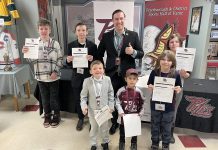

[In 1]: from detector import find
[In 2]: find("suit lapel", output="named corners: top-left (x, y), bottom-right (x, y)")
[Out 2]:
top-left (109, 30), bottom-right (118, 55)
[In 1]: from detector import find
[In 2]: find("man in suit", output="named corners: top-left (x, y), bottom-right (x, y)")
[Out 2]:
top-left (98, 9), bottom-right (144, 135)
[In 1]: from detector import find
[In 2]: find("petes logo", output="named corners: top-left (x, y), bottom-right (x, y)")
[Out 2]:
top-left (185, 95), bottom-right (215, 118)
top-left (96, 19), bottom-right (114, 41)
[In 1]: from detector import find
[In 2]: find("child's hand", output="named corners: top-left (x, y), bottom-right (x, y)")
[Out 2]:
top-left (66, 56), bottom-right (74, 63)
top-left (109, 109), bottom-right (114, 113)
top-left (50, 72), bottom-right (57, 80)
top-left (22, 46), bottom-right (29, 53)
top-left (119, 113), bottom-right (125, 117)
top-left (82, 108), bottom-right (88, 115)
top-left (174, 86), bottom-right (181, 94)
top-left (86, 55), bottom-right (93, 62)
top-left (148, 84), bottom-right (154, 90)
top-left (179, 69), bottom-right (190, 79)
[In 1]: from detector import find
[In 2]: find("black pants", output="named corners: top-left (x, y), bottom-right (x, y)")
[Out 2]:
top-left (119, 124), bottom-right (137, 143)
top-left (38, 80), bottom-right (59, 114)
top-left (72, 87), bottom-right (84, 120)
top-left (111, 73), bottom-right (126, 124)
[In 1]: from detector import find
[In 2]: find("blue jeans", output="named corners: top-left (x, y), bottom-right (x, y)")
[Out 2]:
top-left (151, 110), bottom-right (174, 145)
top-left (38, 80), bottom-right (59, 114)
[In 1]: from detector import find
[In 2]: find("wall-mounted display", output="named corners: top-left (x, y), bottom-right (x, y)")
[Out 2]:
top-left (190, 6), bottom-right (203, 34)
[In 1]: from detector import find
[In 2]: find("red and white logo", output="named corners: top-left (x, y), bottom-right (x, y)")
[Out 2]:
top-left (185, 95), bottom-right (215, 118)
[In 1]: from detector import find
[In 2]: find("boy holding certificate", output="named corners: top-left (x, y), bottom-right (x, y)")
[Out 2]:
top-left (116, 68), bottom-right (145, 150)
top-left (80, 60), bottom-right (114, 150)
top-left (66, 22), bottom-right (97, 131)
top-left (147, 50), bottom-right (182, 150)
top-left (22, 18), bottom-right (63, 128)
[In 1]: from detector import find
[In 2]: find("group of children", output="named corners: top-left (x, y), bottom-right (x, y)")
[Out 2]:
top-left (21, 18), bottom-right (190, 150)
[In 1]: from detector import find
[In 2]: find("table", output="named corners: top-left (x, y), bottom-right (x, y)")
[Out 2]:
top-left (175, 78), bottom-right (218, 133)
top-left (0, 64), bottom-right (33, 111)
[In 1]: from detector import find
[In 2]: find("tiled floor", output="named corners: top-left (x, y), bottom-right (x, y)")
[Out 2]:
top-left (0, 95), bottom-right (218, 150)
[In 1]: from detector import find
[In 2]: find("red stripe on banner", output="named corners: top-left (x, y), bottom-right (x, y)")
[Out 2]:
top-left (207, 62), bottom-right (218, 67)
top-left (178, 135), bottom-right (206, 148)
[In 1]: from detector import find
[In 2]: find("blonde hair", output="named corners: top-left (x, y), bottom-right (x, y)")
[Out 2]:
top-left (37, 18), bottom-right (51, 27)
top-left (90, 60), bottom-right (103, 69)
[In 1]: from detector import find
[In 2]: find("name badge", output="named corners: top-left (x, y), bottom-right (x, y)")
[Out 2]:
top-left (155, 103), bottom-right (165, 111)
top-left (77, 68), bottom-right (84, 74)
top-left (96, 96), bottom-right (101, 106)
top-left (115, 57), bottom-right (121, 65)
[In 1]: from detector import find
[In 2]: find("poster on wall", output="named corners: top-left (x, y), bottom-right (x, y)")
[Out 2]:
top-left (141, 0), bottom-right (190, 75)
top-left (65, 2), bottom-right (94, 44)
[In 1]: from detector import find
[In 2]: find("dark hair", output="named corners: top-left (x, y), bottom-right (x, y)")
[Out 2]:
top-left (74, 22), bottom-right (87, 32)
top-left (37, 18), bottom-right (51, 27)
top-left (112, 9), bottom-right (126, 19)
top-left (155, 50), bottom-right (176, 78)
top-left (166, 33), bottom-right (183, 50)
top-left (90, 60), bottom-right (103, 69)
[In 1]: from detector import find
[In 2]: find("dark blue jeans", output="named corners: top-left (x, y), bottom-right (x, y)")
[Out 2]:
top-left (38, 80), bottom-right (59, 114)
top-left (151, 110), bottom-right (174, 145)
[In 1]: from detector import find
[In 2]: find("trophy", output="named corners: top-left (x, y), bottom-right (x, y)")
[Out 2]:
top-left (3, 52), bottom-right (12, 71)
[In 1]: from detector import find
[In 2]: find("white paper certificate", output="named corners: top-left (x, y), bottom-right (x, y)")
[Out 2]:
top-left (24, 38), bottom-right (39, 59)
top-left (152, 77), bottom-right (175, 103)
top-left (0, 18), bottom-right (4, 26)
top-left (72, 48), bottom-right (88, 68)
top-left (123, 114), bottom-right (141, 137)
top-left (176, 47), bottom-right (196, 72)
top-left (94, 105), bottom-right (112, 127)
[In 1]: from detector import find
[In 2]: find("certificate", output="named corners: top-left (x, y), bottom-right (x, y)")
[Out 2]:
top-left (176, 47), bottom-right (196, 72)
top-left (94, 105), bottom-right (112, 127)
top-left (0, 18), bottom-right (4, 26)
top-left (123, 114), bottom-right (141, 137)
top-left (24, 38), bottom-right (39, 59)
top-left (152, 77), bottom-right (175, 103)
top-left (72, 48), bottom-right (88, 68)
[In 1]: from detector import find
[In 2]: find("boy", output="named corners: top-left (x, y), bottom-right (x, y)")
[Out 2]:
top-left (80, 60), bottom-right (114, 150)
top-left (116, 68), bottom-right (145, 150)
top-left (22, 18), bottom-right (63, 128)
top-left (66, 22), bottom-right (97, 131)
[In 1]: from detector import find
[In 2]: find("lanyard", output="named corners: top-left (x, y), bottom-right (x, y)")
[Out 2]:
top-left (114, 34), bottom-right (123, 56)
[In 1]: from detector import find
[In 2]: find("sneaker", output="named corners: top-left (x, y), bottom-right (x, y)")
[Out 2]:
top-left (91, 145), bottom-right (97, 150)
top-left (151, 144), bottom-right (159, 150)
top-left (119, 142), bottom-right (125, 150)
top-left (162, 144), bottom-right (169, 150)
top-left (76, 119), bottom-right (84, 131)
top-left (51, 114), bottom-right (60, 128)
top-left (43, 114), bottom-right (51, 128)
top-left (130, 143), bottom-right (137, 150)
top-left (170, 135), bottom-right (175, 144)
top-left (101, 143), bottom-right (109, 150)
top-left (109, 123), bottom-right (118, 135)
top-left (90, 145), bottom-right (97, 150)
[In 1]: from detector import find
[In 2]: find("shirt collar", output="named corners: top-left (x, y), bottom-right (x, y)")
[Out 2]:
top-left (114, 29), bottom-right (125, 37)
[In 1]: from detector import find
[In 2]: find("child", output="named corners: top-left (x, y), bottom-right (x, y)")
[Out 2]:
top-left (147, 50), bottom-right (182, 150)
top-left (22, 18), bottom-right (63, 128)
top-left (116, 68), bottom-right (145, 150)
top-left (167, 33), bottom-right (190, 143)
top-left (80, 60), bottom-right (114, 150)
top-left (66, 22), bottom-right (97, 131)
